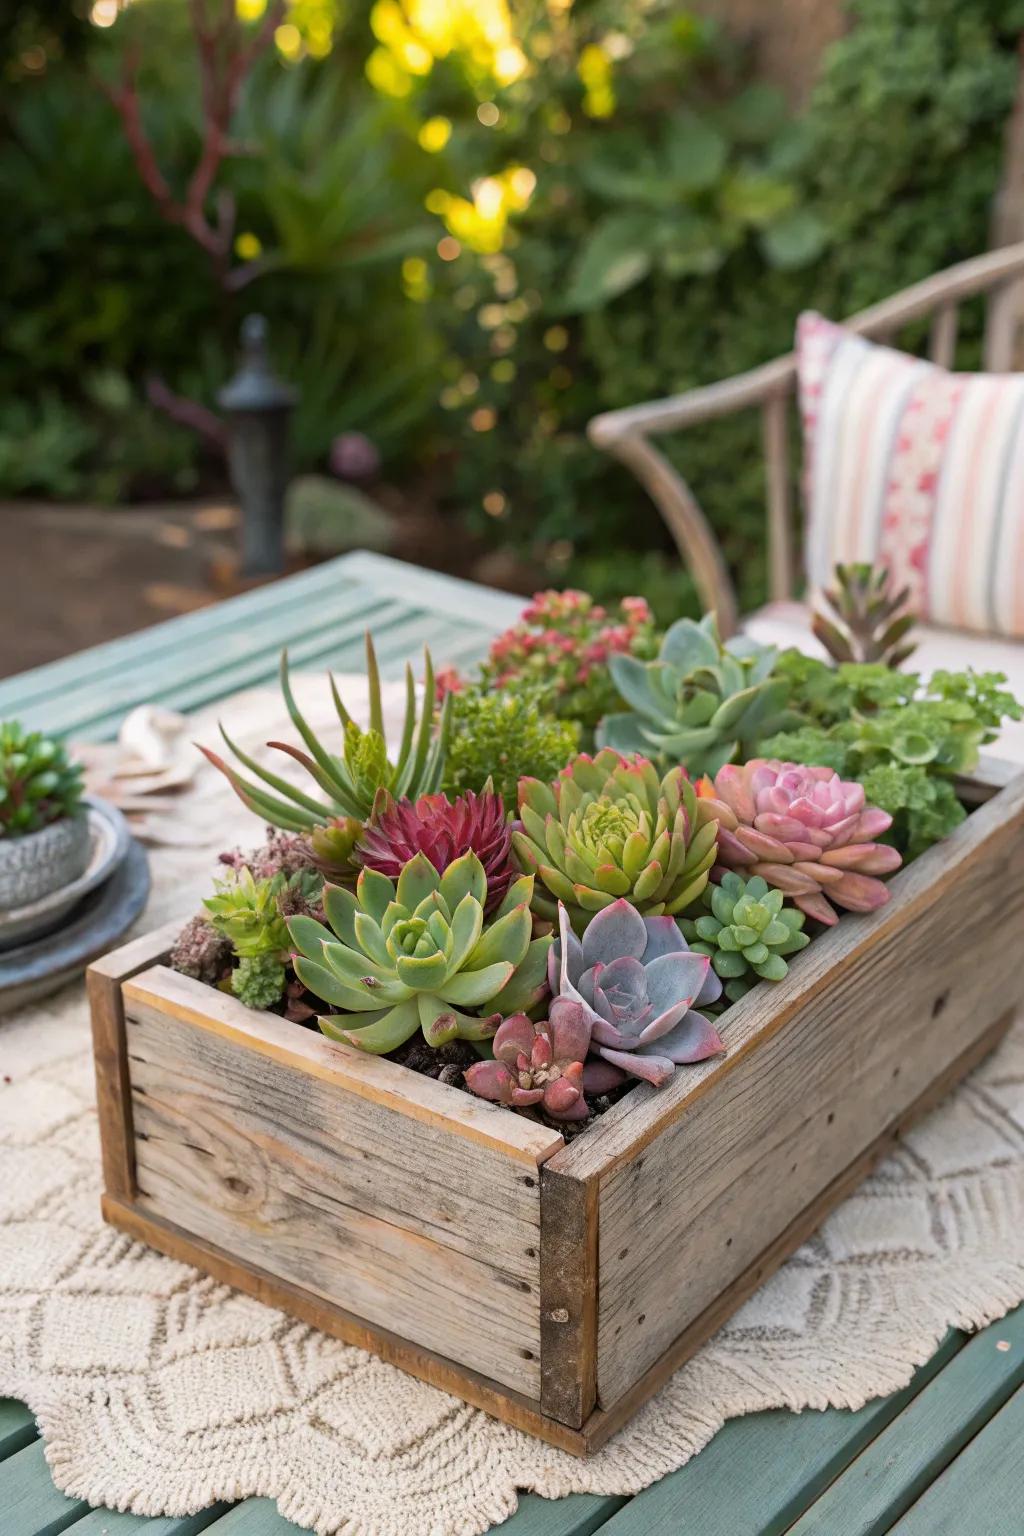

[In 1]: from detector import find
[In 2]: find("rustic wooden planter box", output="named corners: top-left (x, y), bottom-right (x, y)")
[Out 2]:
top-left (88, 758), bottom-right (1024, 1454)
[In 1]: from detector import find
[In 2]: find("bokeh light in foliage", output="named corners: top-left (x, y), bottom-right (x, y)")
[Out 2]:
top-left (418, 116), bottom-right (453, 152)
top-left (236, 0), bottom-right (337, 60)
top-left (425, 166), bottom-right (536, 255)
top-left (366, 0), bottom-right (527, 96)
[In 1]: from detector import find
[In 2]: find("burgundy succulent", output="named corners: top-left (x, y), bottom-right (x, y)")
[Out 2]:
top-left (698, 759), bottom-right (903, 926)
top-left (463, 1002), bottom-right (592, 1121)
top-left (353, 787), bottom-right (515, 914)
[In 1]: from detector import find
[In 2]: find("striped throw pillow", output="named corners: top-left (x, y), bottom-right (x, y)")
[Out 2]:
top-left (797, 310), bottom-right (1024, 637)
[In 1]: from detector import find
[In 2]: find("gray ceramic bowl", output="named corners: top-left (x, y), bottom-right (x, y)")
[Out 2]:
top-left (0, 799), bottom-right (131, 947)
top-left (0, 809), bottom-right (92, 910)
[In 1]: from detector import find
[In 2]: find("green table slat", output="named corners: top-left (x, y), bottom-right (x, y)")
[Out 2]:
top-left (202, 1500), bottom-right (312, 1535)
top-left (887, 1383), bottom-right (1024, 1535)
top-left (0, 1440), bottom-right (90, 1536)
top-left (66, 1508), bottom-right (229, 1535)
top-left (788, 1306), bottom-right (1024, 1536)
top-left (501, 1493), bottom-right (627, 1536)
top-left (0, 1399), bottom-right (37, 1460)
top-left (595, 1332), bottom-right (963, 1536)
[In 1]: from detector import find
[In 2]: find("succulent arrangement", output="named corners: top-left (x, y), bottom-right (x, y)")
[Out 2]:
top-left (811, 562), bottom-right (917, 668)
top-left (170, 570), bottom-right (1020, 1132)
top-left (0, 721), bottom-right (84, 837)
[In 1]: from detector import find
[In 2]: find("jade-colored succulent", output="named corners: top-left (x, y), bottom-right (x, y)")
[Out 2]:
top-left (598, 613), bottom-right (800, 777)
top-left (200, 633), bottom-right (453, 843)
top-left (681, 873), bottom-right (810, 1002)
top-left (514, 748), bottom-right (718, 925)
top-left (204, 865), bottom-right (321, 1009)
top-left (232, 954), bottom-right (289, 1010)
top-left (0, 721), bottom-right (84, 838)
top-left (289, 851), bottom-right (552, 1054)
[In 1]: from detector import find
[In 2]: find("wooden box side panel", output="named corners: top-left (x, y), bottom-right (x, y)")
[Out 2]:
top-left (593, 773), bottom-right (1024, 1409)
top-left (124, 993), bottom-right (545, 1398)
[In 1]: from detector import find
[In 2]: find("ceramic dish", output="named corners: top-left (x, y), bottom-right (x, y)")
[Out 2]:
top-left (0, 798), bottom-right (131, 951)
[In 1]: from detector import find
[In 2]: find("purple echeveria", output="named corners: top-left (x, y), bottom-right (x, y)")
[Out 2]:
top-left (463, 1002), bottom-right (591, 1121)
top-left (549, 898), bottom-right (725, 1087)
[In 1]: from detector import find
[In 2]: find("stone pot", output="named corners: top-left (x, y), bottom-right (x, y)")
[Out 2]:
top-left (0, 811), bottom-right (92, 910)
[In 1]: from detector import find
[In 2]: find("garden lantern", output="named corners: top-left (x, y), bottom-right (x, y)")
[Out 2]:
top-left (218, 314), bottom-right (297, 576)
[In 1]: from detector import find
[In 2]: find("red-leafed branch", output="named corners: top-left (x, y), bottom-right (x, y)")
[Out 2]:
top-left (101, 0), bottom-right (285, 284)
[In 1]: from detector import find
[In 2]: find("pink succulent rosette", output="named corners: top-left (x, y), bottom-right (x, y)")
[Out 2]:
top-left (550, 899), bottom-right (724, 1088)
top-left (464, 1002), bottom-right (592, 1121)
top-left (698, 759), bottom-right (902, 926)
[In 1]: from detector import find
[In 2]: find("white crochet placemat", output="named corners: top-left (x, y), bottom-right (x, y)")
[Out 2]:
top-left (2, 676), bottom-right (1023, 1536)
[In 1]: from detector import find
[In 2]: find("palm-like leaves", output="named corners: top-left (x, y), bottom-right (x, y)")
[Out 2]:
top-left (199, 633), bottom-right (453, 832)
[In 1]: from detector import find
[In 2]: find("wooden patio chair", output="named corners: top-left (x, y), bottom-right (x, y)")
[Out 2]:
top-left (588, 242), bottom-right (1024, 759)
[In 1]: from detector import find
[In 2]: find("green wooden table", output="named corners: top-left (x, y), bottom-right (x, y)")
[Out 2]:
top-left (3, 552), bottom-right (1023, 1536)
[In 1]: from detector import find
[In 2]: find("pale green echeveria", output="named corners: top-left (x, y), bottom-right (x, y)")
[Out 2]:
top-left (598, 613), bottom-right (800, 778)
top-left (514, 748), bottom-right (717, 926)
top-left (289, 850), bottom-right (551, 1055)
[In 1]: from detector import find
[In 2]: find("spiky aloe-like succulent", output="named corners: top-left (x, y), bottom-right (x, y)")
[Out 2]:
top-left (598, 614), bottom-right (800, 777)
top-left (514, 749), bottom-right (718, 926)
top-left (812, 563), bottom-right (917, 669)
top-left (464, 1002), bottom-right (592, 1121)
top-left (355, 786), bottom-right (515, 915)
top-left (200, 634), bottom-right (453, 847)
top-left (698, 759), bottom-right (903, 926)
top-left (289, 852), bottom-right (551, 1054)
top-left (549, 899), bottom-right (724, 1087)
top-left (681, 872), bottom-right (809, 1002)
top-left (0, 721), bottom-right (84, 838)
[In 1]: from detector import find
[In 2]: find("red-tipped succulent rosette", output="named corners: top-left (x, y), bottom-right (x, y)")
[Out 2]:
top-left (697, 759), bottom-right (902, 926)
top-left (354, 786), bottom-right (515, 915)
top-left (549, 899), bottom-right (725, 1088)
top-left (464, 1002), bottom-right (592, 1121)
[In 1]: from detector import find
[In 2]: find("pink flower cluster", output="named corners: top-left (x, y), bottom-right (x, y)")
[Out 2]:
top-left (485, 590), bottom-right (654, 698)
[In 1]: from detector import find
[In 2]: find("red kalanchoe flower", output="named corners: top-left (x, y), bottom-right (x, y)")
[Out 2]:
top-left (354, 787), bottom-right (516, 914)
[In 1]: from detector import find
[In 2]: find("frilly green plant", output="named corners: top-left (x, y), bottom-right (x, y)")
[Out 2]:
top-left (598, 614), bottom-right (800, 777)
top-left (0, 721), bottom-right (84, 837)
top-left (682, 873), bottom-right (809, 1002)
top-left (441, 684), bottom-right (581, 807)
top-left (514, 748), bottom-right (718, 925)
top-left (199, 633), bottom-right (453, 841)
top-left (289, 851), bottom-right (552, 1054)
top-left (204, 866), bottom-right (322, 1009)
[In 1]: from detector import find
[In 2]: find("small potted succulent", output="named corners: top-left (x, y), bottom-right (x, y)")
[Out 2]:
top-left (0, 721), bottom-right (89, 909)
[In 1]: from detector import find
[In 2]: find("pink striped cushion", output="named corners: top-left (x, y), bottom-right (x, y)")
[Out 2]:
top-left (797, 310), bottom-right (1024, 637)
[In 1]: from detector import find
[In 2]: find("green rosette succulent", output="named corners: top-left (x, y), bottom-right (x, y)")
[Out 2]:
top-left (0, 721), bottom-right (84, 837)
top-left (514, 748), bottom-right (718, 926)
top-left (289, 851), bottom-right (551, 1055)
top-left (598, 614), bottom-right (800, 778)
top-left (681, 872), bottom-right (809, 1002)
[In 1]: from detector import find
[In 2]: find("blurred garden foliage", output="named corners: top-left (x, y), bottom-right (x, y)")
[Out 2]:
top-left (3, 0), bottom-right (1023, 611)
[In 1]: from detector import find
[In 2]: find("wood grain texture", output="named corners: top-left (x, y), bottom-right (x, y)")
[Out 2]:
top-left (101, 1195), bottom-right (588, 1456)
top-left (125, 997), bottom-right (544, 1396)
top-left (539, 1167), bottom-right (598, 1428)
top-left (587, 771), bottom-right (1024, 1408)
top-left (786, 1304), bottom-right (1024, 1536)
top-left (86, 919), bottom-right (181, 1200)
top-left (124, 966), bottom-right (562, 1167)
top-left (888, 1385), bottom-right (1024, 1536)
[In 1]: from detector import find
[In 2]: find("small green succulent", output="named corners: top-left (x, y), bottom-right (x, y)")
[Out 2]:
top-left (204, 866), bottom-right (321, 1009)
top-left (598, 614), bottom-right (800, 777)
top-left (0, 721), bottom-right (84, 838)
top-left (681, 873), bottom-right (809, 1002)
top-left (441, 684), bottom-right (580, 807)
top-left (289, 851), bottom-right (551, 1054)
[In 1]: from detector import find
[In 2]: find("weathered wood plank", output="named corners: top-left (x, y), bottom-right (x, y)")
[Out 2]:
top-left (201, 1500), bottom-right (329, 1534)
top-left (786, 1305), bottom-right (1024, 1535)
top-left (0, 1400), bottom-right (36, 1461)
top-left (887, 1384), bottom-right (1024, 1535)
top-left (68, 1508), bottom-right (230, 1534)
top-left (125, 997), bottom-right (545, 1396)
top-left (101, 1196), bottom-right (587, 1455)
top-left (87, 923), bottom-right (183, 1202)
top-left (539, 1167), bottom-right (598, 1428)
top-left (124, 967), bottom-right (562, 1166)
top-left (594, 1334), bottom-right (963, 1536)
top-left (502, 1492), bottom-right (628, 1536)
top-left (0, 1440), bottom-right (89, 1536)
top-left (585, 772), bottom-right (1024, 1408)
